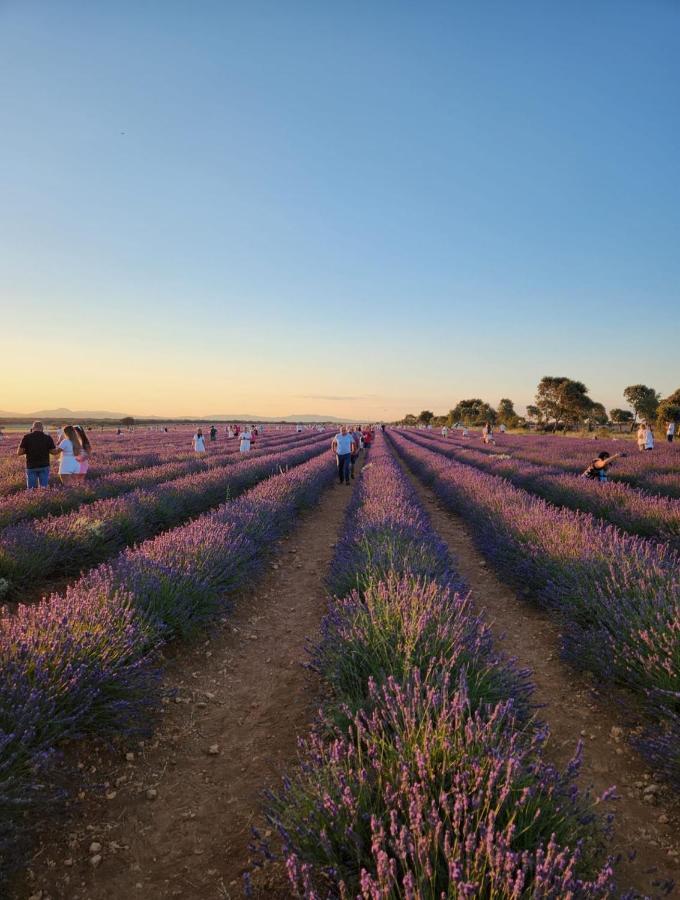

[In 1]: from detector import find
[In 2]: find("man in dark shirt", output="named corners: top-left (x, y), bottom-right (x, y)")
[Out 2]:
top-left (17, 421), bottom-right (58, 489)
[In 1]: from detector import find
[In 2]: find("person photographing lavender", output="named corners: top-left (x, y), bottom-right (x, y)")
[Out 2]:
top-left (581, 450), bottom-right (627, 483)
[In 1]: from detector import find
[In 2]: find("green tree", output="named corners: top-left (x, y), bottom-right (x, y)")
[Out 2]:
top-left (525, 405), bottom-right (541, 423)
top-left (403, 413), bottom-right (417, 426)
top-left (449, 399), bottom-right (497, 426)
top-left (120, 416), bottom-right (135, 427)
top-left (418, 410), bottom-right (434, 425)
top-left (623, 385), bottom-right (660, 424)
top-left (657, 392), bottom-right (680, 428)
top-left (535, 377), bottom-right (594, 430)
top-left (609, 408), bottom-right (634, 424)
top-left (587, 402), bottom-right (608, 428)
top-left (497, 398), bottom-right (520, 428)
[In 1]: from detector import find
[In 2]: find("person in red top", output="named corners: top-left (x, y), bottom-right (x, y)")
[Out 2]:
top-left (362, 427), bottom-right (373, 448)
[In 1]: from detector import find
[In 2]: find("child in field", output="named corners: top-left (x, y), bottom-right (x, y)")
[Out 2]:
top-left (637, 424), bottom-right (646, 452)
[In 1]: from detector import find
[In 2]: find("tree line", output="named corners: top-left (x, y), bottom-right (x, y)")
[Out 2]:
top-left (400, 378), bottom-right (680, 431)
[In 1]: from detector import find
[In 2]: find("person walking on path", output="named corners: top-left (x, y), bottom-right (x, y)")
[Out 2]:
top-left (74, 425), bottom-right (92, 481)
top-left (644, 423), bottom-right (655, 451)
top-left (332, 425), bottom-right (356, 485)
top-left (667, 421), bottom-right (676, 444)
top-left (192, 429), bottom-right (206, 453)
top-left (56, 424), bottom-right (83, 485)
top-left (17, 421), bottom-right (58, 489)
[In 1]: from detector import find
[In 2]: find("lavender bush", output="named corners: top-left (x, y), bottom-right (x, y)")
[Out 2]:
top-left (0, 448), bottom-right (335, 880)
top-left (267, 432), bottom-right (613, 897)
top-left (389, 430), bottom-right (680, 789)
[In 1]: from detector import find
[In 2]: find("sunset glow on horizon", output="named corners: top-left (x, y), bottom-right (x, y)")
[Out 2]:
top-left (2, 1), bottom-right (679, 420)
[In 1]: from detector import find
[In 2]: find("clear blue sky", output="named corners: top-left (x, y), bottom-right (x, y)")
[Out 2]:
top-left (1, 0), bottom-right (679, 419)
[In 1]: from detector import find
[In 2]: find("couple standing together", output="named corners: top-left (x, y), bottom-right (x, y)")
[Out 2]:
top-left (18, 421), bottom-right (91, 488)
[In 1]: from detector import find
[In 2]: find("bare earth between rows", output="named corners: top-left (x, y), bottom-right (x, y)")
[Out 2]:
top-left (399, 460), bottom-right (680, 898)
top-left (16, 471), bottom-right (359, 900)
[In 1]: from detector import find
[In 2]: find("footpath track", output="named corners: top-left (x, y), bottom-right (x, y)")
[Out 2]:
top-left (16, 463), bottom-right (361, 900)
top-left (394, 451), bottom-right (680, 897)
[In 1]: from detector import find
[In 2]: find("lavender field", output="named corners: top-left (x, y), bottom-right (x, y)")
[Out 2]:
top-left (2, 425), bottom-right (680, 898)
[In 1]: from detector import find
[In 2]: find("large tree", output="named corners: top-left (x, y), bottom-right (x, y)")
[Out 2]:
top-left (497, 398), bottom-right (519, 428)
top-left (657, 389), bottom-right (680, 426)
top-left (588, 402), bottom-right (608, 427)
top-left (448, 399), bottom-right (497, 426)
top-left (609, 408), bottom-right (634, 424)
top-left (418, 410), bottom-right (434, 425)
top-left (623, 384), bottom-right (660, 424)
top-left (535, 377), bottom-right (594, 430)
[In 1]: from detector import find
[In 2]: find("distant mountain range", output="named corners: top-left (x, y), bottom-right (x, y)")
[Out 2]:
top-left (0, 407), bottom-right (347, 423)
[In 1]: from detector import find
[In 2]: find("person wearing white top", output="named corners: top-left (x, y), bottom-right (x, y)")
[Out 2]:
top-left (57, 424), bottom-right (83, 484)
top-left (667, 421), bottom-right (676, 444)
top-left (441, 426), bottom-right (449, 437)
top-left (644, 425), bottom-right (655, 451)
top-left (192, 429), bottom-right (206, 453)
top-left (331, 426), bottom-right (356, 485)
top-left (637, 424), bottom-right (646, 452)
top-left (240, 428), bottom-right (252, 452)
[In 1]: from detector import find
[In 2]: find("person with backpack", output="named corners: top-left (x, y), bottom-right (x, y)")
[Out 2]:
top-left (581, 450), bottom-right (627, 483)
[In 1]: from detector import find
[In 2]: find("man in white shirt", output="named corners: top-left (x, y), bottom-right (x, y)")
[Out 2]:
top-left (667, 421), bottom-right (676, 444)
top-left (331, 425), bottom-right (357, 485)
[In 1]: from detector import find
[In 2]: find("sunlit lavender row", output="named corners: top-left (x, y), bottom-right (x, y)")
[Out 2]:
top-left (266, 432), bottom-right (614, 898)
top-left (0, 427), bottom-right (315, 529)
top-left (403, 428), bottom-right (680, 545)
top-left (0, 431), bottom-right (329, 599)
top-left (389, 430), bottom-right (680, 789)
top-left (0, 446), bottom-right (334, 880)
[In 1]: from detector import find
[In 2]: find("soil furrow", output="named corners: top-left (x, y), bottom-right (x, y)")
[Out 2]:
top-left (16, 469), bottom-right (359, 900)
top-left (398, 458), bottom-right (680, 898)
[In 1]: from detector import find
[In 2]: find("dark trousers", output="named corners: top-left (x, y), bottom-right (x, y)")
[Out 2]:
top-left (350, 452), bottom-right (358, 476)
top-left (337, 453), bottom-right (351, 483)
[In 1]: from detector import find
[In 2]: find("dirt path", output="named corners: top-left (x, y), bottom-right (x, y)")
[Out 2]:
top-left (398, 460), bottom-right (680, 898)
top-left (17, 474), bottom-right (358, 900)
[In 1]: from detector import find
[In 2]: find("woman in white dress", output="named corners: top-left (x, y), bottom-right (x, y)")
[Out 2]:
top-left (644, 424), bottom-right (655, 451)
top-left (240, 427), bottom-right (252, 452)
top-left (57, 424), bottom-right (83, 485)
top-left (192, 429), bottom-right (206, 453)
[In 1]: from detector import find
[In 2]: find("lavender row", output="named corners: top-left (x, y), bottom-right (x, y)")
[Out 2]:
top-left (0, 428), bottom-right (316, 529)
top-left (444, 430), bottom-right (680, 497)
top-left (0, 432), bottom-right (330, 599)
top-left (0, 427), bottom-right (303, 496)
top-left (266, 432), bottom-right (613, 897)
top-left (389, 430), bottom-right (680, 790)
top-left (0, 449), bottom-right (335, 881)
top-left (402, 429), bottom-right (680, 546)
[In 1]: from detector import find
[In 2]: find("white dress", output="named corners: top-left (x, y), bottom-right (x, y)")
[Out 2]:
top-left (193, 435), bottom-right (206, 453)
top-left (240, 431), bottom-right (252, 452)
top-left (58, 438), bottom-right (80, 474)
